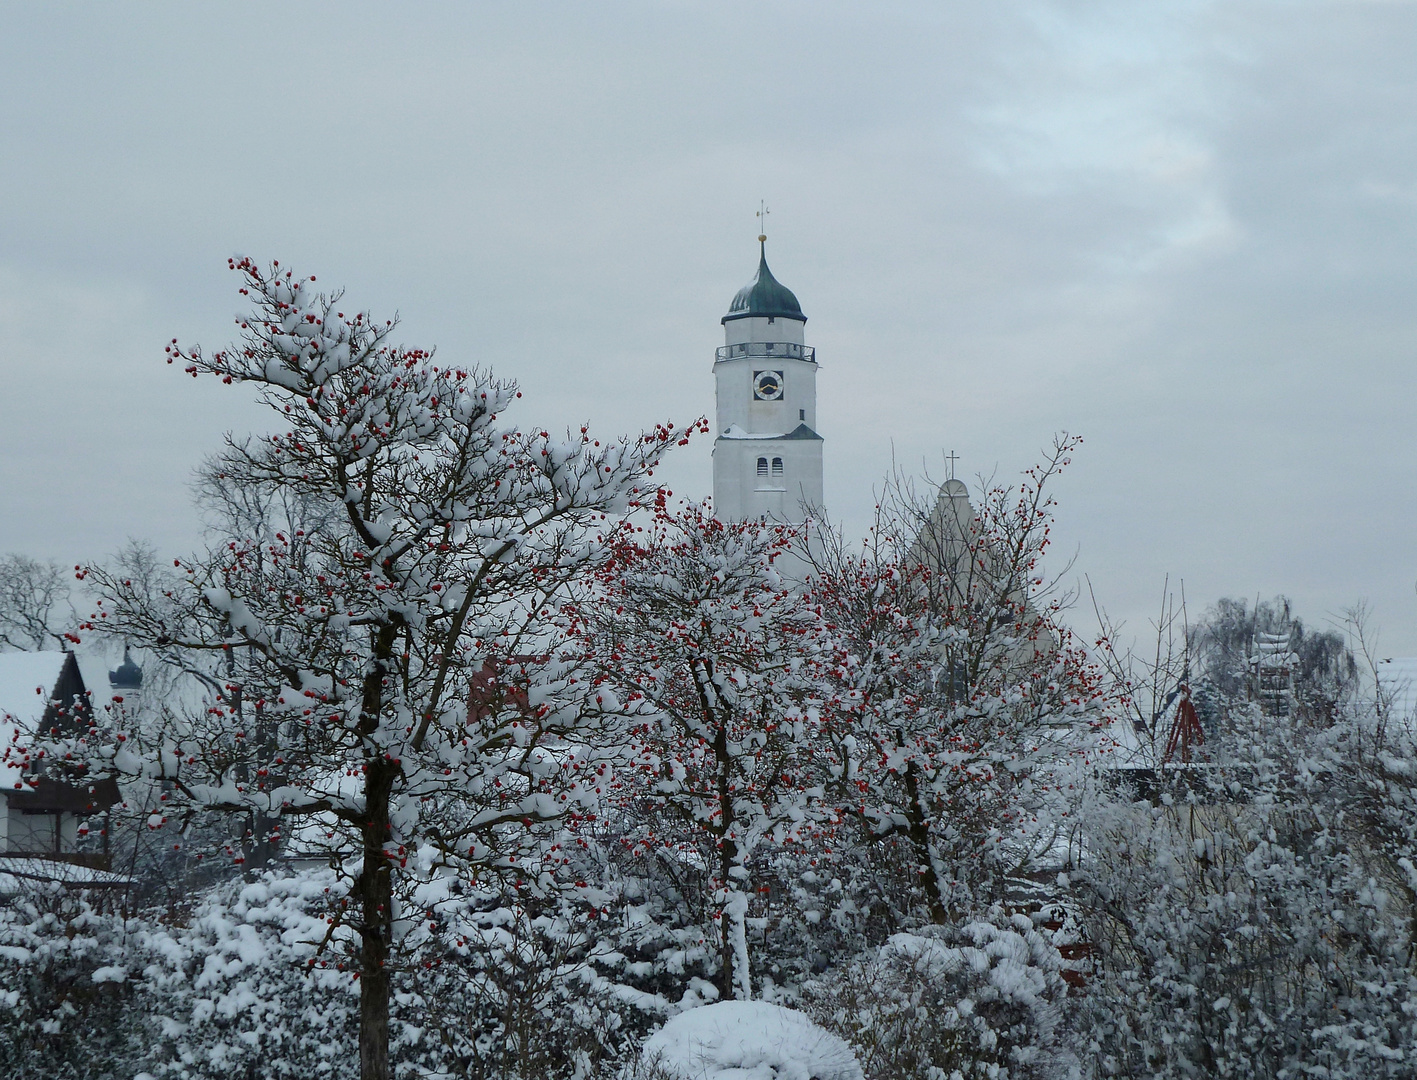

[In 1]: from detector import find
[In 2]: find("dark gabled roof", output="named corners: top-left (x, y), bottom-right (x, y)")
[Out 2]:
top-left (0, 651), bottom-right (90, 734)
top-left (723, 243), bottom-right (806, 325)
top-left (774, 423), bottom-right (822, 441)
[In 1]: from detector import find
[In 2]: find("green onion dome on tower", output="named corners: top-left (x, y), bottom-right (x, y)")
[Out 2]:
top-left (722, 241), bottom-right (807, 325)
top-left (109, 646), bottom-right (143, 692)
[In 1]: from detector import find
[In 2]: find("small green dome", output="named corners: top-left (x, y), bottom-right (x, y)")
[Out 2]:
top-left (722, 243), bottom-right (806, 325)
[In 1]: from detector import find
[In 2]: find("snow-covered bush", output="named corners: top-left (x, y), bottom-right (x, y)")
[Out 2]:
top-left (0, 884), bottom-right (140, 1078)
top-left (129, 869), bottom-right (359, 1079)
top-left (638, 1001), bottom-right (861, 1080)
top-left (3, 866), bottom-right (655, 1079)
top-left (560, 821), bottom-right (896, 1026)
top-left (804, 915), bottom-right (1071, 1080)
top-left (402, 893), bottom-right (664, 1080)
top-left (132, 867), bottom-right (673, 1080)
top-left (1076, 702), bottom-right (1417, 1078)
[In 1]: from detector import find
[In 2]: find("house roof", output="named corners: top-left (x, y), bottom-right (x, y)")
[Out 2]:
top-left (0, 651), bottom-right (92, 797)
top-left (0, 651), bottom-right (73, 731)
top-left (0, 857), bottom-right (131, 892)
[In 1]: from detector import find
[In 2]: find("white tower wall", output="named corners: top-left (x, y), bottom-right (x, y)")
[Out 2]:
top-left (711, 250), bottom-right (824, 524)
top-left (713, 350), bottom-right (818, 434)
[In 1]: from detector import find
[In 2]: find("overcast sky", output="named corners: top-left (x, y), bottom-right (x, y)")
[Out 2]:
top-left (2, 1), bottom-right (1414, 655)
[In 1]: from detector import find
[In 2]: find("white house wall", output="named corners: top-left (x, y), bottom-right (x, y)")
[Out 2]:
top-left (3, 807), bottom-right (59, 854)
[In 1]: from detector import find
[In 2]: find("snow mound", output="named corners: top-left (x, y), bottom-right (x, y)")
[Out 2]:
top-left (642, 1001), bottom-right (861, 1080)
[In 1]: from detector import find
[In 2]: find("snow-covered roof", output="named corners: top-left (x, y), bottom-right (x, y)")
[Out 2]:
top-left (1099, 709), bottom-right (1168, 769)
top-left (0, 651), bottom-right (95, 794)
top-left (0, 857), bottom-right (131, 893)
top-left (0, 651), bottom-right (72, 730)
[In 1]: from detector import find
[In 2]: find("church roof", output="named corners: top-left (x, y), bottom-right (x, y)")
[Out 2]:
top-left (722, 243), bottom-right (806, 325)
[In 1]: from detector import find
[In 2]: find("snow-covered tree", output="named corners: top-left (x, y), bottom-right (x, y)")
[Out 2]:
top-left (810, 439), bottom-right (1103, 923)
top-left (575, 496), bottom-right (830, 1001)
top-left (1187, 595), bottom-right (1357, 728)
top-left (1075, 608), bottom-right (1417, 1078)
top-left (60, 258), bottom-right (690, 1080)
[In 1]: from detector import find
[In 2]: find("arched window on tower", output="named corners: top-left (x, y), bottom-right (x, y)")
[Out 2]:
top-left (771, 457), bottom-right (784, 477)
top-left (756, 457), bottom-right (768, 477)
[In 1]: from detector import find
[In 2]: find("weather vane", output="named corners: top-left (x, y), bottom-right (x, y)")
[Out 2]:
top-left (757, 201), bottom-right (770, 243)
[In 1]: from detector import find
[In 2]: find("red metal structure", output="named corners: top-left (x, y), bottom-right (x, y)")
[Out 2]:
top-left (1161, 684), bottom-right (1206, 765)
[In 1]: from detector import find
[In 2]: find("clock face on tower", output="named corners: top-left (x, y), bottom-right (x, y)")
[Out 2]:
top-left (753, 370), bottom-right (784, 401)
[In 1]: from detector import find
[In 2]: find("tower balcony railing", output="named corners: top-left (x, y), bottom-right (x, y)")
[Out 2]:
top-left (715, 342), bottom-right (815, 363)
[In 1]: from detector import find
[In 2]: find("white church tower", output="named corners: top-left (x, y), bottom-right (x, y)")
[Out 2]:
top-left (712, 238), bottom-right (823, 522)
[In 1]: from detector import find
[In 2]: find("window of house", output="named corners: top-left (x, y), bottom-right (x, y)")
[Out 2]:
top-left (757, 457), bottom-right (768, 477)
top-left (771, 457), bottom-right (784, 477)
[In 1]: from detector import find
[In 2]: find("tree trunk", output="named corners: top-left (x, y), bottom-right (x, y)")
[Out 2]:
top-left (722, 888), bottom-right (750, 1001)
top-left (714, 720), bottom-right (749, 1000)
top-left (691, 656), bottom-right (750, 1002)
top-left (358, 626), bottom-right (400, 1080)
top-left (359, 756), bottom-right (395, 1080)
top-left (904, 765), bottom-right (949, 924)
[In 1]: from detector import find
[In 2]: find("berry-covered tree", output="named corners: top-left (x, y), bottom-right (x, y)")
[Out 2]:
top-left (810, 437), bottom-right (1104, 923)
top-left (65, 259), bottom-right (689, 1080)
top-left (575, 496), bottom-right (830, 1001)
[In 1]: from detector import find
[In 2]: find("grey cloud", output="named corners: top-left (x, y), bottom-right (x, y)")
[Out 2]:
top-left (0, 1), bottom-right (1412, 650)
